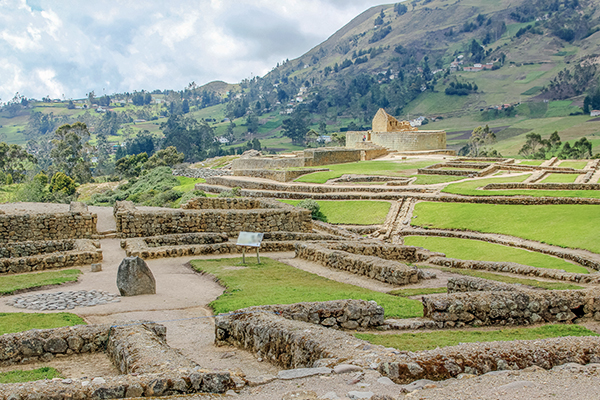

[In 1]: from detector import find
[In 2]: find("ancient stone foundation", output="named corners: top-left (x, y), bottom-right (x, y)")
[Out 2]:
top-left (0, 322), bottom-right (233, 399)
top-left (0, 239), bottom-right (102, 274)
top-left (114, 198), bottom-right (312, 238)
top-left (0, 203), bottom-right (97, 243)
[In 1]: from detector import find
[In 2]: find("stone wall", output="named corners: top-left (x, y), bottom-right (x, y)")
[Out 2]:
top-left (426, 256), bottom-right (600, 284)
top-left (322, 242), bottom-right (438, 263)
top-left (447, 276), bottom-right (523, 293)
top-left (171, 167), bottom-right (231, 179)
top-left (114, 200), bottom-right (312, 238)
top-left (295, 243), bottom-right (420, 285)
top-left (120, 231), bottom-right (345, 259)
top-left (0, 209), bottom-right (97, 243)
top-left (346, 130), bottom-right (447, 152)
top-left (0, 322), bottom-right (233, 398)
top-left (233, 168), bottom-right (328, 182)
top-left (232, 157), bottom-right (304, 170)
top-left (0, 239), bottom-right (102, 274)
top-left (215, 301), bottom-right (600, 384)
top-left (304, 147), bottom-right (387, 166)
top-left (421, 289), bottom-right (599, 328)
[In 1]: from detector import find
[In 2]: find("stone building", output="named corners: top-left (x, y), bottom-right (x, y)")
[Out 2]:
top-left (346, 108), bottom-right (454, 154)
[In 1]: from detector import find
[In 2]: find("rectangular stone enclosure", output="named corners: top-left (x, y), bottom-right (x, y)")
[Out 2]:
top-left (114, 198), bottom-right (312, 238)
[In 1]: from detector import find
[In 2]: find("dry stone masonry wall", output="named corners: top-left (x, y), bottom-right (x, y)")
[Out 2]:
top-left (114, 199), bottom-right (312, 238)
top-left (0, 322), bottom-right (233, 399)
top-left (447, 276), bottom-right (525, 293)
top-left (0, 239), bottom-right (102, 274)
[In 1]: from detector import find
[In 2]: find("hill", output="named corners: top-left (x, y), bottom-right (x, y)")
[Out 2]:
top-left (2, 0), bottom-right (600, 158)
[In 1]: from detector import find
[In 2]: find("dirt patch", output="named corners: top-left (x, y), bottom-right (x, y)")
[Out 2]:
top-left (223, 266), bottom-right (248, 270)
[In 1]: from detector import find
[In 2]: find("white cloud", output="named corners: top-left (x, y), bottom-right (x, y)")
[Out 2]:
top-left (0, 0), bottom-right (385, 101)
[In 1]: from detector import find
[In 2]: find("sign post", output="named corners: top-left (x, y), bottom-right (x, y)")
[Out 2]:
top-left (236, 232), bottom-right (264, 264)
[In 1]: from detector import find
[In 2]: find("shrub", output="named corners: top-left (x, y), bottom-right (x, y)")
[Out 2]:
top-left (297, 198), bottom-right (326, 221)
top-left (179, 190), bottom-right (207, 205)
top-left (50, 172), bottom-right (76, 196)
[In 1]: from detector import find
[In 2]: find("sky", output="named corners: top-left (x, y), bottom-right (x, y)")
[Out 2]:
top-left (0, 0), bottom-right (387, 102)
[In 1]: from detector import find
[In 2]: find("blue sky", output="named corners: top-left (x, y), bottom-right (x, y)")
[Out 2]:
top-left (0, 0), bottom-right (386, 102)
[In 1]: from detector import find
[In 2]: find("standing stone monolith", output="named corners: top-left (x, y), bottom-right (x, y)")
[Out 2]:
top-left (116, 256), bottom-right (156, 296)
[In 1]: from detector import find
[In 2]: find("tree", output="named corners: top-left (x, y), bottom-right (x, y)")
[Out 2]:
top-left (115, 153), bottom-right (149, 178)
top-left (282, 112), bottom-right (309, 145)
top-left (49, 122), bottom-right (93, 183)
top-left (144, 146), bottom-right (185, 169)
top-left (519, 132), bottom-right (547, 158)
top-left (0, 142), bottom-right (37, 183)
top-left (126, 130), bottom-right (156, 156)
top-left (50, 172), bottom-right (76, 196)
top-left (161, 115), bottom-right (215, 162)
top-left (468, 125), bottom-right (496, 156)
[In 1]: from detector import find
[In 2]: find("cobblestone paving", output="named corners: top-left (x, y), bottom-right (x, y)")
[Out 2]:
top-left (6, 290), bottom-right (120, 310)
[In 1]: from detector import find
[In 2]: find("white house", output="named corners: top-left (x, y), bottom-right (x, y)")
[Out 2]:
top-left (218, 137), bottom-right (230, 144)
top-left (591, 110), bottom-right (600, 117)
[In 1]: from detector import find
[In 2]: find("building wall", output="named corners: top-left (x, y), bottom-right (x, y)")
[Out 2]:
top-left (346, 130), bottom-right (447, 152)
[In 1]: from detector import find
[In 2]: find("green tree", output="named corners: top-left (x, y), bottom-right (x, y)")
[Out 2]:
top-left (144, 146), bottom-right (185, 169)
top-left (161, 115), bottom-right (215, 162)
top-left (115, 153), bottom-right (149, 178)
top-left (0, 142), bottom-right (37, 183)
top-left (49, 122), bottom-right (93, 183)
top-left (468, 125), bottom-right (496, 157)
top-left (50, 172), bottom-right (76, 196)
top-left (282, 112), bottom-right (309, 145)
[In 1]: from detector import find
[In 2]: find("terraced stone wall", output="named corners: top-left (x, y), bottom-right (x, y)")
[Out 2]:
top-left (114, 200), bottom-right (312, 238)
top-left (295, 242), bottom-right (420, 285)
top-left (232, 168), bottom-right (328, 182)
top-left (421, 289), bottom-right (600, 328)
top-left (0, 208), bottom-right (97, 243)
top-left (447, 276), bottom-right (522, 293)
top-left (484, 182), bottom-right (597, 190)
top-left (0, 239), bottom-right (102, 274)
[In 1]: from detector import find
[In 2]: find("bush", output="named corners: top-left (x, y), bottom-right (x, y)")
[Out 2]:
top-left (50, 172), bottom-right (76, 196)
top-left (297, 198), bottom-right (327, 221)
top-left (179, 190), bottom-right (207, 205)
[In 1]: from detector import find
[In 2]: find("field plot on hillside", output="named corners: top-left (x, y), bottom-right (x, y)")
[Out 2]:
top-left (190, 257), bottom-right (422, 319)
top-left (411, 202), bottom-right (600, 253)
top-left (403, 236), bottom-right (588, 274)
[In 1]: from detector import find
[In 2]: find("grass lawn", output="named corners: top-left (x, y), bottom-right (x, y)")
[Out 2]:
top-left (0, 367), bottom-right (61, 383)
top-left (438, 267), bottom-right (583, 290)
top-left (411, 175), bottom-right (466, 185)
top-left (541, 173), bottom-right (579, 183)
top-left (294, 160), bottom-right (438, 184)
top-left (388, 287), bottom-right (447, 296)
top-left (404, 236), bottom-right (588, 274)
top-left (558, 160), bottom-right (589, 169)
top-left (519, 160), bottom-right (544, 166)
top-left (172, 176), bottom-right (206, 192)
top-left (0, 313), bottom-right (86, 335)
top-left (0, 269), bottom-right (81, 295)
top-left (280, 200), bottom-right (390, 225)
top-left (412, 202), bottom-right (600, 253)
top-left (189, 257), bottom-right (422, 319)
top-left (356, 324), bottom-right (597, 352)
top-left (442, 174), bottom-right (600, 198)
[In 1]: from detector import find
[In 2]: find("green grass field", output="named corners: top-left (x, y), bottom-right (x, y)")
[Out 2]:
top-left (294, 160), bottom-right (438, 184)
top-left (0, 269), bottom-right (81, 295)
top-left (388, 287), bottom-right (447, 297)
top-left (411, 202), bottom-right (600, 253)
top-left (437, 267), bottom-right (583, 290)
top-left (519, 160), bottom-right (544, 166)
top-left (356, 324), bottom-right (597, 352)
top-left (411, 175), bottom-right (466, 185)
top-left (404, 236), bottom-right (588, 274)
top-left (558, 161), bottom-right (589, 169)
top-left (190, 257), bottom-right (422, 319)
top-left (280, 200), bottom-right (391, 225)
top-left (172, 176), bottom-right (206, 192)
top-left (442, 174), bottom-right (600, 198)
top-left (541, 173), bottom-right (579, 183)
top-left (0, 312), bottom-right (86, 335)
top-left (0, 367), bottom-right (61, 383)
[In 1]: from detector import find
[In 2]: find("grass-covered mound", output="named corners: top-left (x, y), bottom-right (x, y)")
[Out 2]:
top-left (412, 202), bottom-right (600, 254)
top-left (356, 324), bottom-right (598, 352)
top-left (404, 236), bottom-right (588, 274)
top-left (190, 257), bottom-right (422, 319)
top-left (0, 269), bottom-right (81, 295)
top-left (0, 312), bottom-right (85, 335)
top-left (88, 166), bottom-right (205, 207)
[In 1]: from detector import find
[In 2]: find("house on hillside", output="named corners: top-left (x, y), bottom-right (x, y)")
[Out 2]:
top-left (591, 110), bottom-right (600, 117)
